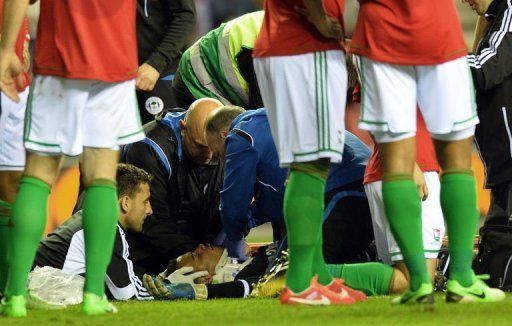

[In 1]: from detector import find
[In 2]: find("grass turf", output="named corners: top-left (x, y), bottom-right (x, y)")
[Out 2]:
top-left (2, 294), bottom-right (511, 325)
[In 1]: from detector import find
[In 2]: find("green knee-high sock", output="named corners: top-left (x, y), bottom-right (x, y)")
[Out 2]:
top-left (326, 263), bottom-right (394, 296)
top-left (382, 175), bottom-right (430, 291)
top-left (0, 200), bottom-right (12, 294)
top-left (312, 231), bottom-right (333, 286)
top-left (82, 179), bottom-right (119, 297)
top-left (441, 171), bottom-right (479, 287)
top-left (5, 177), bottom-right (50, 297)
top-left (284, 171), bottom-right (325, 293)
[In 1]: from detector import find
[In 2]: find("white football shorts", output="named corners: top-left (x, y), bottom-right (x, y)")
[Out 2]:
top-left (357, 56), bottom-right (478, 139)
top-left (0, 88), bottom-right (29, 171)
top-left (254, 50), bottom-right (347, 166)
top-left (24, 75), bottom-right (145, 156)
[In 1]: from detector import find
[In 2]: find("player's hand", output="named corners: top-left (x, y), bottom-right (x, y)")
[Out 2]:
top-left (142, 274), bottom-right (196, 300)
top-left (413, 163), bottom-right (429, 201)
top-left (295, 6), bottom-right (343, 41)
top-left (136, 63), bottom-right (160, 91)
top-left (0, 49), bottom-right (24, 102)
top-left (165, 266), bottom-right (209, 285)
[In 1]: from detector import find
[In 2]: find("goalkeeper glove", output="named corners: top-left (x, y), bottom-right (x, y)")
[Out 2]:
top-left (164, 266), bottom-right (208, 285)
top-left (142, 275), bottom-right (207, 300)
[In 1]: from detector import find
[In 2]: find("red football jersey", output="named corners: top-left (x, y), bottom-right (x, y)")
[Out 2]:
top-left (0, 0), bottom-right (30, 90)
top-left (364, 111), bottom-right (440, 184)
top-left (350, 0), bottom-right (467, 65)
top-left (34, 0), bottom-right (138, 82)
top-left (253, 0), bottom-right (345, 57)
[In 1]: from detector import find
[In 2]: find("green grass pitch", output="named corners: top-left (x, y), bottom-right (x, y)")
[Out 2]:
top-left (2, 294), bottom-right (511, 325)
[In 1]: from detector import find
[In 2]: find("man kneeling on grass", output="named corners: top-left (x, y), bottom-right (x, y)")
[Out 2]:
top-left (34, 164), bottom-right (153, 300)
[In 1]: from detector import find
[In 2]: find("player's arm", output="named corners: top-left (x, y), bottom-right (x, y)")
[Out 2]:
top-left (0, 0), bottom-right (30, 102)
top-left (220, 134), bottom-right (258, 242)
top-left (468, 28), bottom-right (512, 91)
top-left (297, 0), bottom-right (342, 41)
top-left (149, 0), bottom-right (195, 72)
top-left (138, 0), bottom-right (196, 91)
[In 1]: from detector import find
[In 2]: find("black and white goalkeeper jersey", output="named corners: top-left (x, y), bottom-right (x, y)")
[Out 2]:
top-left (35, 211), bottom-right (152, 301)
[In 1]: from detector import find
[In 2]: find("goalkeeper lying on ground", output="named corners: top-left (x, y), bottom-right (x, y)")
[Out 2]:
top-left (142, 243), bottom-right (408, 300)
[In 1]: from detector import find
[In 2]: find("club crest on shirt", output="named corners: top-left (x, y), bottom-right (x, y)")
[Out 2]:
top-left (145, 96), bottom-right (164, 115)
top-left (434, 229), bottom-right (441, 242)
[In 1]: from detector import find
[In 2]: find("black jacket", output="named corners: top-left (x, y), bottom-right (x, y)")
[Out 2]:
top-left (137, 0), bottom-right (196, 76)
top-left (468, 0), bottom-right (512, 188)
top-left (121, 110), bottom-right (224, 274)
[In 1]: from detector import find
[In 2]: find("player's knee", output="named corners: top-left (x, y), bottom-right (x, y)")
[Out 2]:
top-left (389, 267), bottom-right (409, 294)
top-left (432, 128), bottom-right (474, 170)
top-left (374, 135), bottom-right (416, 175)
top-left (81, 147), bottom-right (119, 184)
top-left (290, 159), bottom-right (330, 180)
top-left (24, 152), bottom-right (62, 186)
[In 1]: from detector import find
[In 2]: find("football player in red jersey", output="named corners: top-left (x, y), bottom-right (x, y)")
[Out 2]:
top-left (0, 1), bottom-right (30, 305)
top-left (0, 0), bottom-right (144, 316)
top-left (253, 0), bottom-right (361, 306)
top-left (351, 0), bottom-right (504, 304)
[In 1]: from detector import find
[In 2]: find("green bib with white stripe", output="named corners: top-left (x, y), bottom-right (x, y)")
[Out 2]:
top-left (178, 11), bottom-right (264, 107)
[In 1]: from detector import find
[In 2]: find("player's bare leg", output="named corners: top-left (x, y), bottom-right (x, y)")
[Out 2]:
top-left (1, 152), bottom-right (61, 317)
top-left (379, 137), bottom-right (433, 304)
top-left (280, 160), bottom-right (356, 305)
top-left (392, 258), bottom-right (437, 293)
top-left (80, 147), bottom-right (119, 315)
top-left (433, 138), bottom-right (504, 302)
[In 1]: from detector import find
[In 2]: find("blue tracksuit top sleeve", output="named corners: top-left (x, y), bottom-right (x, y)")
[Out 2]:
top-left (220, 133), bottom-right (258, 241)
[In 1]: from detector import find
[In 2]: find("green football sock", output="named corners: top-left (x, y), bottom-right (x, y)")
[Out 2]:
top-left (5, 177), bottom-right (50, 297)
top-left (82, 179), bottom-right (119, 297)
top-left (312, 231), bottom-right (333, 286)
top-left (326, 262), bottom-right (394, 296)
top-left (382, 175), bottom-right (430, 291)
top-left (441, 171), bottom-right (479, 287)
top-left (284, 171), bottom-right (325, 293)
top-left (0, 200), bottom-right (12, 294)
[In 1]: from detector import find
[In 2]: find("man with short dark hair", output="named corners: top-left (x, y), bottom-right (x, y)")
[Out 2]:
top-left (34, 164), bottom-right (153, 301)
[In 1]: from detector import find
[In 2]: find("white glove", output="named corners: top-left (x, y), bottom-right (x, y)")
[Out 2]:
top-left (166, 266), bottom-right (209, 285)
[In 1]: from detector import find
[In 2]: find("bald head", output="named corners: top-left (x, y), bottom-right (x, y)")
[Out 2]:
top-left (184, 98), bottom-right (223, 139)
top-left (179, 98), bottom-right (223, 165)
